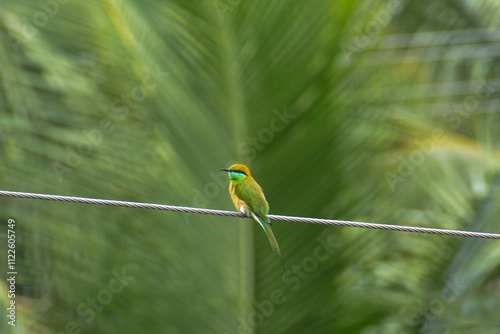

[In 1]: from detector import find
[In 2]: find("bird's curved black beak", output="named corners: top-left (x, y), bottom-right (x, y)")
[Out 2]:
top-left (218, 168), bottom-right (232, 172)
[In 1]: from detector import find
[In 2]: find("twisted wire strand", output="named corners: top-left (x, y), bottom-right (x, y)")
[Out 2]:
top-left (1, 190), bottom-right (500, 239)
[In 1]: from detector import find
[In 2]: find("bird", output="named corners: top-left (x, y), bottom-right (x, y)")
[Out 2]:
top-left (219, 164), bottom-right (288, 279)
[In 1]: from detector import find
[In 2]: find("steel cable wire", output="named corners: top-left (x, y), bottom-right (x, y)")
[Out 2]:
top-left (1, 190), bottom-right (500, 239)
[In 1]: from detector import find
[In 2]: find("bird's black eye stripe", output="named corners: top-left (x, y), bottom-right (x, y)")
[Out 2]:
top-left (235, 170), bottom-right (246, 176)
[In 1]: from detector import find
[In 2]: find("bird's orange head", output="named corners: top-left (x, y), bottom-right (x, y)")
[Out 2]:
top-left (218, 164), bottom-right (252, 182)
top-left (228, 164), bottom-right (251, 176)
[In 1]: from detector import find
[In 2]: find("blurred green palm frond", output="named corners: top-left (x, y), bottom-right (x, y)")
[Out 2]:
top-left (1, 0), bottom-right (500, 333)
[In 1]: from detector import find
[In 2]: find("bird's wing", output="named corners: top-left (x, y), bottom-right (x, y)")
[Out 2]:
top-left (235, 181), bottom-right (270, 223)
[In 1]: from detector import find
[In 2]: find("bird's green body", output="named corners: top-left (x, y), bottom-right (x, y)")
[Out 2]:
top-left (219, 164), bottom-right (288, 279)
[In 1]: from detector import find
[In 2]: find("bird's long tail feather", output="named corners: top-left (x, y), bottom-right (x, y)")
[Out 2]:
top-left (251, 213), bottom-right (288, 279)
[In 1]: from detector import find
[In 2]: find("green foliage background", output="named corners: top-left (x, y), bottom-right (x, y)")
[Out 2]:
top-left (1, 0), bottom-right (500, 333)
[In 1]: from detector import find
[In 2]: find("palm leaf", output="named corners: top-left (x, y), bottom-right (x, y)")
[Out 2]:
top-left (2, 0), bottom-right (500, 333)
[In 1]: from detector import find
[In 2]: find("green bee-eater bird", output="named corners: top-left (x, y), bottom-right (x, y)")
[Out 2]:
top-left (219, 164), bottom-right (288, 279)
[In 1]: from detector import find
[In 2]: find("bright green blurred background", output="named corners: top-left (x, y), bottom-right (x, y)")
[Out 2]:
top-left (1, 0), bottom-right (500, 333)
